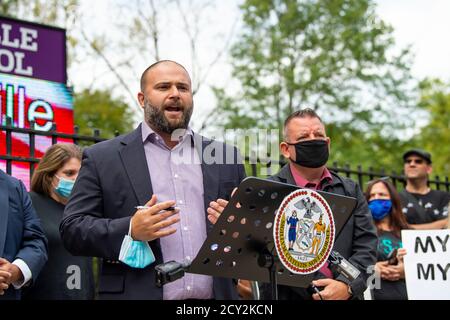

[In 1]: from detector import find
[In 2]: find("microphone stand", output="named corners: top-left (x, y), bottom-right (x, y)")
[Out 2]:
top-left (257, 248), bottom-right (278, 300)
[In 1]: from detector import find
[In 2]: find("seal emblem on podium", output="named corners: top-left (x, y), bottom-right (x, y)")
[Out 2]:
top-left (274, 189), bottom-right (335, 274)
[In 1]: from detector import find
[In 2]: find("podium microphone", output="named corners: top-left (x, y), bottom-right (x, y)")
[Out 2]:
top-left (155, 260), bottom-right (191, 288)
top-left (327, 250), bottom-right (361, 282)
top-left (308, 251), bottom-right (361, 299)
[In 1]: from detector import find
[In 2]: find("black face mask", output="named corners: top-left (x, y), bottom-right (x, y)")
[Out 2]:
top-left (287, 139), bottom-right (329, 168)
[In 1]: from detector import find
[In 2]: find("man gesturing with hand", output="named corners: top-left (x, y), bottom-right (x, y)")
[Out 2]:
top-left (60, 60), bottom-right (245, 300)
top-left (130, 196), bottom-right (180, 242)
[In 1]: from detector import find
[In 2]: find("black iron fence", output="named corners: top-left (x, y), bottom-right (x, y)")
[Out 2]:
top-left (247, 161), bottom-right (450, 192)
top-left (1, 120), bottom-right (449, 192)
top-left (0, 118), bottom-right (117, 179)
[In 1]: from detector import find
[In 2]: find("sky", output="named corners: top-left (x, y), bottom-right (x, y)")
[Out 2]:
top-left (71, 0), bottom-right (242, 130)
top-left (69, 0), bottom-right (450, 132)
top-left (375, 0), bottom-right (450, 80)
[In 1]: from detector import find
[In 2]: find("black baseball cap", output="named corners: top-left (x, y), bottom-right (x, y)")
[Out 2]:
top-left (403, 149), bottom-right (432, 164)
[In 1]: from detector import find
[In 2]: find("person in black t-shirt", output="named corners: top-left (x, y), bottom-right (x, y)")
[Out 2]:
top-left (366, 178), bottom-right (409, 300)
top-left (399, 149), bottom-right (449, 230)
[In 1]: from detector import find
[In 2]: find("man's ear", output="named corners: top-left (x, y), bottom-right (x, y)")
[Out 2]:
top-left (280, 142), bottom-right (291, 160)
top-left (137, 92), bottom-right (145, 108)
top-left (426, 165), bottom-right (433, 176)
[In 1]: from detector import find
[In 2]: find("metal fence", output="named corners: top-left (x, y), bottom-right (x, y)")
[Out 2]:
top-left (247, 160), bottom-right (450, 192)
top-left (0, 118), bottom-right (117, 179)
top-left (1, 120), bottom-right (449, 192)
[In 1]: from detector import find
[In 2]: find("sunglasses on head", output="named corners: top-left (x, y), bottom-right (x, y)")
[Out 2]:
top-left (405, 158), bottom-right (425, 165)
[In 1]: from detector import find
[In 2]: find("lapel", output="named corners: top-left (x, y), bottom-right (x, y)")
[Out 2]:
top-left (195, 134), bottom-right (220, 232)
top-left (0, 171), bottom-right (10, 256)
top-left (118, 125), bottom-right (154, 206)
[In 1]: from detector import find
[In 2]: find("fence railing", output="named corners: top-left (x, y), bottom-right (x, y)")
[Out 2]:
top-left (0, 118), bottom-right (117, 180)
top-left (1, 121), bottom-right (449, 192)
top-left (246, 160), bottom-right (449, 192)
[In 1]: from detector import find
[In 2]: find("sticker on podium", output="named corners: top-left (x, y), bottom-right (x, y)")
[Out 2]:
top-left (274, 189), bottom-right (335, 274)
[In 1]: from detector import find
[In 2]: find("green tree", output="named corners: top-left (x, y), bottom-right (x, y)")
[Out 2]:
top-left (214, 0), bottom-right (418, 170)
top-left (326, 123), bottom-right (409, 173)
top-left (413, 79), bottom-right (450, 176)
top-left (73, 89), bottom-right (135, 139)
top-left (0, 0), bottom-right (19, 13)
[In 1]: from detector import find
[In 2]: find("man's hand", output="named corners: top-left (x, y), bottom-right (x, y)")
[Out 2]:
top-left (0, 258), bottom-right (23, 294)
top-left (207, 199), bottom-right (229, 224)
top-left (0, 258), bottom-right (12, 295)
top-left (311, 279), bottom-right (351, 300)
top-left (0, 271), bottom-right (11, 295)
top-left (131, 195), bottom-right (180, 241)
top-left (207, 188), bottom-right (237, 224)
top-left (237, 279), bottom-right (253, 300)
top-left (0, 258), bottom-right (24, 285)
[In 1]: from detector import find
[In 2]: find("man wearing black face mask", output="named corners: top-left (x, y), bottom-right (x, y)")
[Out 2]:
top-left (208, 109), bottom-right (378, 300)
top-left (264, 108), bottom-right (378, 300)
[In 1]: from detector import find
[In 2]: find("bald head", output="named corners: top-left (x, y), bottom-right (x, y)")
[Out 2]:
top-left (137, 60), bottom-right (194, 137)
top-left (140, 60), bottom-right (191, 92)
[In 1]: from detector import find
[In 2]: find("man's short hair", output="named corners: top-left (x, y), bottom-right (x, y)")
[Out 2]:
top-left (283, 108), bottom-right (324, 140)
top-left (284, 108), bottom-right (323, 128)
top-left (140, 60), bottom-right (190, 91)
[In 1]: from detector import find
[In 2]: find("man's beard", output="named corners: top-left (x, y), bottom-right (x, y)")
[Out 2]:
top-left (144, 99), bottom-right (193, 134)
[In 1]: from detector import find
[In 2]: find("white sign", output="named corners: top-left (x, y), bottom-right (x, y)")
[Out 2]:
top-left (402, 229), bottom-right (450, 300)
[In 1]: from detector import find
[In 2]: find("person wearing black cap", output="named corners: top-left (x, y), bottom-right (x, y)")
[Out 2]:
top-left (399, 149), bottom-right (449, 229)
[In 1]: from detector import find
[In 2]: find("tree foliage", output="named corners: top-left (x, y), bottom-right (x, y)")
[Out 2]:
top-left (215, 0), bottom-right (419, 171)
top-left (1, 2), bottom-right (138, 138)
top-left (414, 79), bottom-right (450, 175)
top-left (73, 89), bottom-right (135, 139)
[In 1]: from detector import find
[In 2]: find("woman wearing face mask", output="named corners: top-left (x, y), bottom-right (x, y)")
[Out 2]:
top-left (365, 178), bottom-right (409, 300)
top-left (23, 144), bottom-right (95, 300)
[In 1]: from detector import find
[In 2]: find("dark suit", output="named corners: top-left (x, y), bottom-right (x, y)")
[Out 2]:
top-left (60, 125), bottom-right (246, 299)
top-left (0, 170), bottom-right (48, 300)
top-left (264, 164), bottom-right (377, 300)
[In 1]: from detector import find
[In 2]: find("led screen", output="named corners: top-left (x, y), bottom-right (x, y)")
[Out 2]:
top-left (0, 72), bottom-right (74, 187)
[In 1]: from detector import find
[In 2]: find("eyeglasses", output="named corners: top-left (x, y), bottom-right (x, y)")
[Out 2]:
top-left (404, 159), bottom-right (425, 165)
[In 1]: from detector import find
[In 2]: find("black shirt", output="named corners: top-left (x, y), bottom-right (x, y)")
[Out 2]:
top-left (372, 230), bottom-right (407, 300)
top-left (23, 192), bottom-right (95, 300)
top-left (399, 189), bottom-right (450, 224)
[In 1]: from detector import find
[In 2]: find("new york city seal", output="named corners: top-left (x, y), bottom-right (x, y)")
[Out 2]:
top-left (274, 189), bottom-right (335, 274)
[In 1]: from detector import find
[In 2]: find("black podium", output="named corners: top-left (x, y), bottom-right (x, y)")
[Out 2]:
top-left (188, 177), bottom-right (357, 288)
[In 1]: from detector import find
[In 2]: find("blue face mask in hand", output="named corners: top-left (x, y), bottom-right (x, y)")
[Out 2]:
top-left (368, 199), bottom-right (392, 221)
top-left (119, 223), bottom-right (155, 268)
top-left (54, 176), bottom-right (75, 198)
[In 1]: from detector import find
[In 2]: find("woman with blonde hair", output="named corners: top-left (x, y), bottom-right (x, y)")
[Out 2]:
top-left (24, 143), bottom-right (95, 300)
